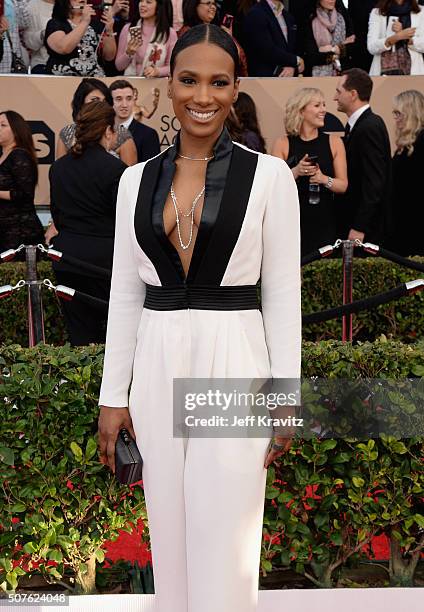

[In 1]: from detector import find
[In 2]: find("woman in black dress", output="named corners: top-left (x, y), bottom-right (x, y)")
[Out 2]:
top-left (0, 111), bottom-right (44, 253)
top-left (390, 89), bottom-right (424, 255)
top-left (49, 101), bottom-right (126, 345)
top-left (44, 0), bottom-right (116, 76)
top-left (272, 87), bottom-right (348, 256)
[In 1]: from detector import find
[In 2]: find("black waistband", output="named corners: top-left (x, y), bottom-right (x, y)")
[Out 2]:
top-left (144, 284), bottom-right (259, 311)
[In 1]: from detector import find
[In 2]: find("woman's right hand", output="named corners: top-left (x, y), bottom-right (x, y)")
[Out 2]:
top-left (81, 3), bottom-right (96, 25)
top-left (98, 406), bottom-right (136, 474)
top-left (394, 27), bottom-right (416, 41)
top-left (293, 154), bottom-right (317, 181)
top-left (391, 19), bottom-right (403, 34)
top-left (44, 221), bottom-right (58, 246)
top-left (126, 37), bottom-right (141, 57)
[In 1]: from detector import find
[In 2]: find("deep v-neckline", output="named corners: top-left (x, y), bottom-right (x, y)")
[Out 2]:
top-left (161, 171), bottom-right (208, 283)
top-left (134, 129), bottom-right (259, 287)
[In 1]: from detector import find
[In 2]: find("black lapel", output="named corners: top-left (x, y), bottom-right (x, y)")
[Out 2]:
top-left (349, 107), bottom-right (371, 138)
top-left (194, 145), bottom-right (258, 285)
top-left (134, 152), bottom-right (181, 285)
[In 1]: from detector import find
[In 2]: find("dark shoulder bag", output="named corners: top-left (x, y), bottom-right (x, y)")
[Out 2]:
top-left (5, 31), bottom-right (27, 74)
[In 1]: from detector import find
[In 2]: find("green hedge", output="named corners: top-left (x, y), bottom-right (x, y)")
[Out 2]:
top-left (301, 257), bottom-right (424, 342)
top-left (0, 258), bottom-right (423, 346)
top-left (0, 341), bottom-right (422, 592)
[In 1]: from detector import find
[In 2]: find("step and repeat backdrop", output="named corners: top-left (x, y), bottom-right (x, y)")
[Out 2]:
top-left (1, 75), bottom-right (422, 206)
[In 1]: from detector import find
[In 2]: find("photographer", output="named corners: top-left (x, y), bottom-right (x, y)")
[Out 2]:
top-left (44, 0), bottom-right (117, 75)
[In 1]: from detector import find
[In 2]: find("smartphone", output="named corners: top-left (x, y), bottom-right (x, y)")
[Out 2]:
top-left (129, 25), bottom-right (142, 42)
top-left (306, 154), bottom-right (318, 166)
top-left (222, 14), bottom-right (234, 29)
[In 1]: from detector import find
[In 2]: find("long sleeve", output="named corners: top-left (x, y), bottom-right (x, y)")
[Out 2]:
top-left (23, 1), bottom-right (43, 51)
top-left (367, 10), bottom-right (388, 55)
top-left (98, 166), bottom-right (146, 407)
top-left (261, 158), bottom-right (301, 381)
top-left (352, 121), bottom-right (390, 235)
top-left (115, 23), bottom-right (132, 71)
top-left (156, 28), bottom-right (177, 77)
top-left (410, 9), bottom-right (424, 53)
top-left (8, 150), bottom-right (36, 205)
top-left (16, 0), bottom-right (30, 30)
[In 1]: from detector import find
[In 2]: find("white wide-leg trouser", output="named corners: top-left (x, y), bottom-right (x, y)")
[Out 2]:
top-left (130, 398), bottom-right (270, 612)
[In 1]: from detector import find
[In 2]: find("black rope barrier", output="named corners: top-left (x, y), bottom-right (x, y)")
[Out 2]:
top-left (53, 283), bottom-right (109, 311)
top-left (301, 250), bottom-right (322, 267)
top-left (302, 282), bottom-right (422, 325)
top-left (301, 244), bottom-right (336, 267)
top-left (44, 249), bottom-right (112, 279)
top-left (364, 245), bottom-right (424, 273)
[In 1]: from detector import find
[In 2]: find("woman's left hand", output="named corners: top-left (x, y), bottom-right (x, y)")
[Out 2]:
top-left (344, 34), bottom-right (356, 45)
top-left (143, 66), bottom-right (159, 77)
top-left (221, 25), bottom-right (233, 37)
top-left (308, 163), bottom-right (326, 185)
top-left (101, 8), bottom-right (115, 33)
top-left (264, 435), bottom-right (292, 468)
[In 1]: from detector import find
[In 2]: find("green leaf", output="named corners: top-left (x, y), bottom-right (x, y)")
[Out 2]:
top-left (0, 446), bottom-right (14, 466)
top-left (95, 549), bottom-right (105, 563)
top-left (70, 442), bottom-right (83, 461)
top-left (280, 550), bottom-right (291, 566)
top-left (10, 503), bottom-right (26, 513)
top-left (85, 438), bottom-right (98, 461)
top-left (320, 440), bottom-right (337, 451)
top-left (352, 477), bottom-right (365, 488)
top-left (314, 513), bottom-right (329, 529)
top-left (6, 572), bottom-right (18, 590)
top-left (330, 532), bottom-right (343, 546)
top-left (278, 491), bottom-right (293, 503)
top-left (48, 550), bottom-right (63, 563)
top-left (23, 542), bottom-right (38, 554)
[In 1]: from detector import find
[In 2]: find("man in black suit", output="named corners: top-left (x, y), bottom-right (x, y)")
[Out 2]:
top-left (243, 0), bottom-right (304, 77)
top-left (334, 68), bottom-right (392, 246)
top-left (110, 80), bottom-right (160, 163)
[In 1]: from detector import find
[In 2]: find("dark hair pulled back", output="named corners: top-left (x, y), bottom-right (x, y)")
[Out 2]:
top-left (72, 101), bottom-right (116, 157)
top-left (170, 24), bottom-right (240, 79)
top-left (71, 78), bottom-right (113, 122)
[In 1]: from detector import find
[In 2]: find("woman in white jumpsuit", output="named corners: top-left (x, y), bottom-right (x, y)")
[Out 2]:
top-left (98, 23), bottom-right (301, 612)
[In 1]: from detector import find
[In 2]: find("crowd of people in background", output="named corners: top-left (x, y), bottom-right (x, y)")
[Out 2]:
top-left (1, 0), bottom-right (424, 76)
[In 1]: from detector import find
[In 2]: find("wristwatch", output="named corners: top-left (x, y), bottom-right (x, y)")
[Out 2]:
top-left (326, 176), bottom-right (334, 189)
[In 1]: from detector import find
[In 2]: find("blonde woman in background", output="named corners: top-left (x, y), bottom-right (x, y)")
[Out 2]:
top-left (272, 87), bottom-right (347, 256)
top-left (389, 89), bottom-right (424, 255)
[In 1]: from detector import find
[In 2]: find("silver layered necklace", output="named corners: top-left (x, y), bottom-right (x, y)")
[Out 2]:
top-left (170, 183), bottom-right (205, 250)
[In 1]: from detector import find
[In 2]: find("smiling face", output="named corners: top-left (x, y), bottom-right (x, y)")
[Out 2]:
top-left (0, 113), bottom-right (15, 149)
top-left (111, 87), bottom-right (135, 121)
top-left (301, 96), bottom-right (326, 128)
top-left (139, 0), bottom-right (157, 20)
top-left (196, 0), bottom-right (217, 24)
top-left (169, 42), bottom-right (239, 141)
